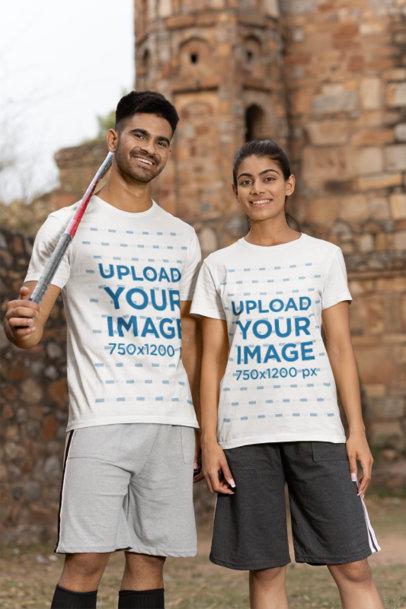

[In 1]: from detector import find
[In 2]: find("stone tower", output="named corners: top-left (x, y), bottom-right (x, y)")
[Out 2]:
top-left (134, 0), bottom-right (288, 253)
top-left (133, 0), bottom-right (406, 485)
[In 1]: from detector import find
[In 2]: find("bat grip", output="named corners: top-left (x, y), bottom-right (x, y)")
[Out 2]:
top-left (30, 233), bottom-right (72, 303)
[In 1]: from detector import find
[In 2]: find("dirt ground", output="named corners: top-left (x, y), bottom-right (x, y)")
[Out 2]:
top-left (0, 496), bottom-right (405, 609)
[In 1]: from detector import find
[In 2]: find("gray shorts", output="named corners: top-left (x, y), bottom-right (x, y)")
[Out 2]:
top-left (55, 424), bottom-right (196, 556)
top-left (211, 442), bottom-right (380, 570)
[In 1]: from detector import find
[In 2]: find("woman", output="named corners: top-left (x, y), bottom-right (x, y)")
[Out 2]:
top-left (191, 140), bottom-right (384, 609)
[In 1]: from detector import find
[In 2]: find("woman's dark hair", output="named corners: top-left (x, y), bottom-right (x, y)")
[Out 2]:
top-left (115, 90), bottom-right (179, 133)
top-left (232, 139), bottom-right (292, 187)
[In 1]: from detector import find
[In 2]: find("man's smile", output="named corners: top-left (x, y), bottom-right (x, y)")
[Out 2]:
top-left (131, 152), bottom-right (157, 167)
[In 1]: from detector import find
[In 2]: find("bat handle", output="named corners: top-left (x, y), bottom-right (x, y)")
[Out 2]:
top-left (30, 234), bottom-right (72, 303)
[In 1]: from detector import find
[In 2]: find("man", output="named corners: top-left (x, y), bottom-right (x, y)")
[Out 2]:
top-left (5, 91), bottom-right (202, 609)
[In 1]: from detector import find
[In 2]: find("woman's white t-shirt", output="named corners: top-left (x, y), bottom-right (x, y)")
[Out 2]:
top-left (191, 234), bottom-right (352, 449)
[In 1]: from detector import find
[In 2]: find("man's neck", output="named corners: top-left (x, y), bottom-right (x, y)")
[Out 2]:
top-left (97, 172), bottom-right (153, 213)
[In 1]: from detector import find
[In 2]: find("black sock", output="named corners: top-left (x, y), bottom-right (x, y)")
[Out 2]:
top-left (118, 588), bottom-right (164, 609)
top-left (50, 585), bottom-right (97, 609)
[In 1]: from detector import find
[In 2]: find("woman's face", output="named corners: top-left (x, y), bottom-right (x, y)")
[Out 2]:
top-left (234, 155), bottom-right (295, 223)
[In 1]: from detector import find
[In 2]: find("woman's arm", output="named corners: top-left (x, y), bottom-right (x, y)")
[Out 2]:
top-left (200, 317), bottom-right (236, 494)
top-left (322, 301), bottom-right (373, 496)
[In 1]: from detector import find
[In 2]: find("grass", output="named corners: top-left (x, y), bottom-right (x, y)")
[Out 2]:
top-left (0, 496), bottom-right (405, 609)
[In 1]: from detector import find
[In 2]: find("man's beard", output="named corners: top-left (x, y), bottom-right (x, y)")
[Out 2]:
top-left (115, 148), bottom-right (162, 185)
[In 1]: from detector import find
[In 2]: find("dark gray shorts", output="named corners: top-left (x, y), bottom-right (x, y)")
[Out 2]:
top-left (210, 442), bottom-right (380, 571)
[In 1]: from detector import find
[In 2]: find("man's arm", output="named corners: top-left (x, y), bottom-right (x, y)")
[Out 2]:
top-left (4, 281), bottom-right (61, 349)
top-left (180, 300), bottom-right (204, 480)
top-left (322, 300), bottom-right (373, 496)
top-left (180, 300), bottom-right (202, 420)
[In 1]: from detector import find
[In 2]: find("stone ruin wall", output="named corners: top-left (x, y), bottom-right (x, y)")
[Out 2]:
top-left (281, 0), bottom-right (406, 483)
top-left (0, 230), bottom-right (68, 545)
top-left (1, 0), bottom-right (406, 546)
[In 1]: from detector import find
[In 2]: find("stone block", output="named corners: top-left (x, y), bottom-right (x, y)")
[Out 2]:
top-left (198, 227), bottom-right (218, 253)
top-left (380, 449), bottom-right (400, 462)
top-left (352, 147), bottom-right (383, 176)
top-left (369, 421), bottom-right (404, 451)
top-left (43, 456), bottom-right (61, 479)
top-left (283, 0), bottom-right (316, 14)
top-left (302, 147), bottom-right (350, 187)
top-left (386, 82), bottom-right (406, 107)
top-left (291, 88), bottom-right (312, 115)
top-left (385, 145), bottom-right (406, 172)
top-left (360, 22), bottom-right (385, 35)
top-left (338, 194), bottom-right (369, 223)
top-left (46, 342), bottom-right (63, 360)
top-left (305, 120), bottom-right (348, 145)
top-left (363, 384), bottom-right (386, 398)
top-left (48, 379), bottom-right (68, 407)
top-left (263, 0), bottom-right (279, 17)
top-left (394, 232), bottom-right (406, 250)
top-left (384, 68), bottom-right (406, 81)
top-left (0, 463), bottom-right (7, 482)
top-left (6, 426), bottom-right (19, 441)
top-left (351, 128), bottom-right (393, 147)
top-left (313, 85), bottom-right (358, 114)
top-left (395, 124), bottom-right (406, 141)
top-left (21, 379), bottom-right (43, 405)
top-left (357, 346), bottom-right (396, 384)
top-left (360, 77), bottom-right (382, 110)
top-left (390, 193), bottom-right (406, 219)
top-left (355, 173), bottom-right (402, 191)
top-left (42, 416), bottom-right (58, 441)
top-left (374, 232), bottom-right (390, 251)
top-left (358, 234), bottom-right (374, 252)
top-left (302, 197), bottom-right (338, 226)
top-left (368, 197), bottom-right (390, 220)
top-left (365, 396), bottom-right (405, 422)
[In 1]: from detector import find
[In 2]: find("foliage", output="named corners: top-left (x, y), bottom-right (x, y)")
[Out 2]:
top-left (80, 108), bottom-right (115, 145)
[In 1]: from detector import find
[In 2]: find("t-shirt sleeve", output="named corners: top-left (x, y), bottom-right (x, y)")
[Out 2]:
top-left (179, 230), bottom-right (202, 301)
top-left (190, 259), bottom-right (226, 320)
top-left (322, 247), bottom-right (352, 310)
top-left (24, 214), bottom-right (71, 289)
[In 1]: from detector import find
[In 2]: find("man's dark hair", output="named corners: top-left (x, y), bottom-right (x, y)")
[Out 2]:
top-left (115, 91), bottom-right (179, 133)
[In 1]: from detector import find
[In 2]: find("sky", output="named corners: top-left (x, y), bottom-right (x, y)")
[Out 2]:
top-left (0, 0), bottom-right (134, 203)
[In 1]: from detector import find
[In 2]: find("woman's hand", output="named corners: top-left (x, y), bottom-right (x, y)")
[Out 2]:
top-left (202, 440), bottom-right (236, 495)
top-left (346, 430), bottom-right (374, 497)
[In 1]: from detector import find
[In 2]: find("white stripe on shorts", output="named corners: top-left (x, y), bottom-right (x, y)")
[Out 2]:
top-left (360, 495), bottom-right (381, 553)
top-left (351, 473), bottom-right (381, 554)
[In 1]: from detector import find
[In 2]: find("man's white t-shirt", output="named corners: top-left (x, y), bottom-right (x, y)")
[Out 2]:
top-left (190, 234), bottom-right (352, 449)
top-left (26, 196), bottom-right (201, 431)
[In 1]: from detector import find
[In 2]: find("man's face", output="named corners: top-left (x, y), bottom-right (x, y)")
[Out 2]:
top-left (109, 112), bottom-right (173, 184)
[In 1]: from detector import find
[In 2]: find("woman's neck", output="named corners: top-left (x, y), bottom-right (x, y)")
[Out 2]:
top-left (245, 220), bottom-right (300, 247)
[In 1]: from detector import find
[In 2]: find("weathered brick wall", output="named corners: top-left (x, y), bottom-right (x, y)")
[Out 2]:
top-left (281, 0), bottom-right (406, 490)
top-left (0, 230), bottom-right (68, 545)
